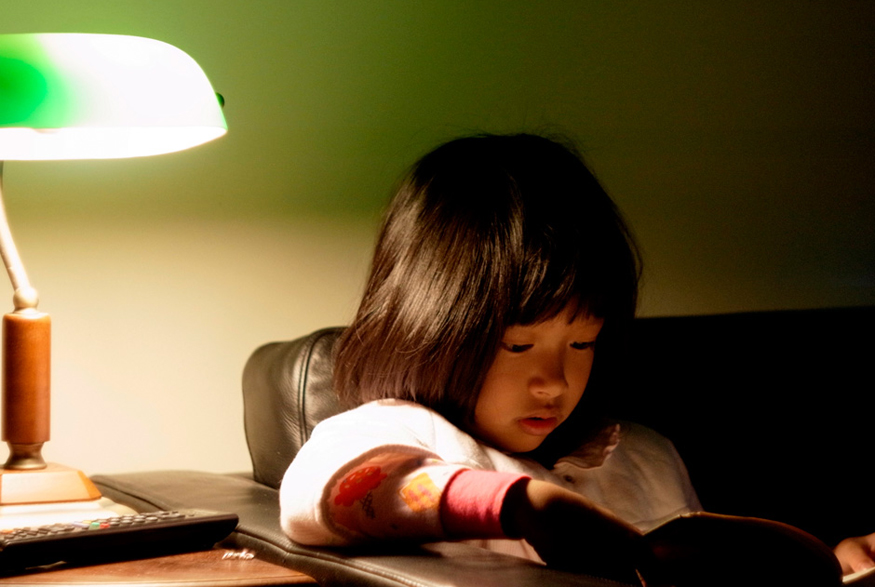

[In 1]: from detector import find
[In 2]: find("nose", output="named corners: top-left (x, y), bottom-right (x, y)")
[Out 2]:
top-left (528, 353), bottom-right (568, 399)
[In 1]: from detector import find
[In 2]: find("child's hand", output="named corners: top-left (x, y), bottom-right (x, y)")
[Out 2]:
top-left (502, 479), bottom-right (643, 581)
top-left (835, 533), bottom-right (875, 576)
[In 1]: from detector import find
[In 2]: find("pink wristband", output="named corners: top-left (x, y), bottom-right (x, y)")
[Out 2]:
top-left (441, 469), bottom-right (530, 539)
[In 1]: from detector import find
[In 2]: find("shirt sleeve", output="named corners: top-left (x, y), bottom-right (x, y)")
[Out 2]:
top-left (322, 449), bottom-right (466, 542)
top-left (280, 402), bottom-right (528, 546)
top-left (441, 469), bottom-right (530, 539)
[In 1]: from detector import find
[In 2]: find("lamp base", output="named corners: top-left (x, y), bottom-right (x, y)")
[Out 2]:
top-left (0, 463), bottom-right (101, 505)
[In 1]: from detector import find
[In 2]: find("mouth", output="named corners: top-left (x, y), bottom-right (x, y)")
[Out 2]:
top-left (516, 415), bottom-right (561, 436)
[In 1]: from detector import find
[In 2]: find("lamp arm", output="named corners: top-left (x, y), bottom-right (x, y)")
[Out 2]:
top-left (0, 162), bottom-right (39, 312)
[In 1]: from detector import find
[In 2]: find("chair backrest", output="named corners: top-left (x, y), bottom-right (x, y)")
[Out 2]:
top-left (242, 327), bottom-right (344, 490)
top-left (241, 307), bottom-right (874, 546)
top-left (608, 306), bottom-right (874, 547)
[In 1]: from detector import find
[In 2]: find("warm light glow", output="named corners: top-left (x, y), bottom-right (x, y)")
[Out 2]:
top-left (0, 127), bottom-right (227, 160)
top-left (0, 33), bottom-right (227, 485)
top-left (0, 33), bottom-right (227, 160)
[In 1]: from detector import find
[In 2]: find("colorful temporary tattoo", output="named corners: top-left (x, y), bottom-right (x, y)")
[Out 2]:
top-left (334, 465), bottom-right (388, 508)
top-left (399, 472), bottom-right (441, 512)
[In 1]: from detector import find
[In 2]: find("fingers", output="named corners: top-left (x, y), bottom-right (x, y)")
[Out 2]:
top-left (835, 535), bottom-right (875, 575)
top-left (511, 480), bottom-right (642, 580)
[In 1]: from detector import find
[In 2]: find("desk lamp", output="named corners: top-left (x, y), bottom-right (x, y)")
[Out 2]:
top-left (0, 33), bottom-right (226, 505)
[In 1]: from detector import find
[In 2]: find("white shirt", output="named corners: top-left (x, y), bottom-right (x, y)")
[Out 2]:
top-left (280, 399), bottom-right (701, 561)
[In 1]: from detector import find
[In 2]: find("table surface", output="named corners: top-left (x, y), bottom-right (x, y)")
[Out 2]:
top-left (0, 549), bottom-right (316, 586)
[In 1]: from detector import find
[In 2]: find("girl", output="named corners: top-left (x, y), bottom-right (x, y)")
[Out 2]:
top-left (280, 133), bottom-right (699, 579)
top-left (279, 133), bottom-right (874, 579)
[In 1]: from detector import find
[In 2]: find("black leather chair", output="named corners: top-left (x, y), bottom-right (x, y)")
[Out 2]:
top-left (93, 306), bottom-right (874, 586)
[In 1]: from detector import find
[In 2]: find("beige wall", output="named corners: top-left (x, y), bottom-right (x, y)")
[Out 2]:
top-left (2, 1), bottom-right (872, 474)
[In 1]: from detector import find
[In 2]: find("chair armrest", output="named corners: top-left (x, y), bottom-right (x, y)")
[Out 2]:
top-left (92, 471), bottom-right (627, 587)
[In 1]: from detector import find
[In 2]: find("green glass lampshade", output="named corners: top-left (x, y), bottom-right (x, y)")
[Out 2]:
top-left (0, 33), bottom-right (227, 160)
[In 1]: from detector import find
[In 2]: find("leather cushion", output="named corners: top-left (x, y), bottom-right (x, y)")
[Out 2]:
top-left (242, 327), bottom-right (344, 489)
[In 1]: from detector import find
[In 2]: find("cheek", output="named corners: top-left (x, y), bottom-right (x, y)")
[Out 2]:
top-left (568, 357), bottom-right (596, 399)
top-left (473, 377), bottom-right (503, 421)
top-left (475, 359), bottom-right (513, 408)
top-left (472, 367), bottom-right (515, 429)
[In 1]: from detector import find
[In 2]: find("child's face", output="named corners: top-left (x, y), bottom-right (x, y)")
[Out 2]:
top-left (471, 307), bottom-right (604, 453)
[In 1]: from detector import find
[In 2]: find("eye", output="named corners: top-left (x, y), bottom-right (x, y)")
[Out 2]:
top-left (501, 343), bottom-right (532, 353)
top-left (571, 341), bottom-right (596, 351)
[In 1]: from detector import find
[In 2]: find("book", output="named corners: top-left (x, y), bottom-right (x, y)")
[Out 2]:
top-left (845, 567), bottom-right (875, 586)
top-left (636, 512), bottom-right (871, 587)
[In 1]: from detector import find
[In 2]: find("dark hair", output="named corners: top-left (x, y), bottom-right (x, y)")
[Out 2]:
top-left (334, 133), bottom-right (640, 461)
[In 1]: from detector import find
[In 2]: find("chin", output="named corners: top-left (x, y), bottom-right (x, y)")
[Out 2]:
top-left (472, 425), bottom-right (547, 454)
top-left (502, 438), bottom-right (547, 454)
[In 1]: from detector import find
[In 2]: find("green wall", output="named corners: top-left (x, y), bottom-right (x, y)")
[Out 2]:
top-left (6, 1), bottom-right (872, 309)
top-left (2, 1), bottom-right (872, 473)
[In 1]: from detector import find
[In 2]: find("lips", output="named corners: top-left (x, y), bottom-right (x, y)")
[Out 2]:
top-left (517, 415), bottom-right (561, 436)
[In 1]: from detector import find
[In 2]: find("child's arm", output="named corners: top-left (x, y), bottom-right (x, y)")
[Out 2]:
top-left (835, 533), bottom-right (875, 575)
top-left (280, 402), bottom-right (520, 546)
top-left (500, 478), bottom-right (643, 578)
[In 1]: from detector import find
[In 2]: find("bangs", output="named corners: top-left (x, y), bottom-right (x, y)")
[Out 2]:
top-left (503, 174), bottom-right (639, 327)
top-left (510, 237), bottom-right (630, 327)
top-left (514, 268), bottom-right (603, 326)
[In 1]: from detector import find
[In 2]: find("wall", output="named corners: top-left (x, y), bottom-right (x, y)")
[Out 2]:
top-left (2, 1), bottom-right (872, 474)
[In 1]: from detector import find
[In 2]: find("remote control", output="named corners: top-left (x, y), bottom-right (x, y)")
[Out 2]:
top-left (0, 508), bottom-right (239, 571)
